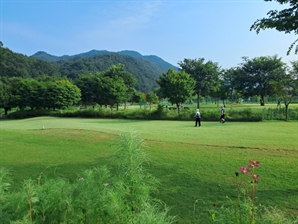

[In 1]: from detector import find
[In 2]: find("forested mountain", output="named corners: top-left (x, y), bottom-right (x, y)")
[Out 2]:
top-left (0, 43), bottom-right (60, 79)
top-left (1, 43), bottom-right (176, 92)
top-left (32, 50), bottom-right (110, 62)
top-left (32, 50), bottom-right (179, 71)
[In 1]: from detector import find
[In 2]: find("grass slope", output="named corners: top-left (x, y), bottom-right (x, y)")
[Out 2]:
top-left (0, 117), bottom-right (297, 222)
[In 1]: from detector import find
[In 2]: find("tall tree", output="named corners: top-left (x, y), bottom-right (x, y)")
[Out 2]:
top-left (221, 67), bottom-right (244, 103)
top-left (250, 0), bottom-right (298, 54)
top-left (178, 58), bottom-right (221, 108)
top-left (8, 77), bottom-right (33, 110)
top-left (0, 80), bottom-right (13, 115)
top-left (236, 55), bottom-right (287, 106)
top-left (101, 64), bottom-right (136, 109)
top-left (42, 79), bottom-right (81, 110)
top-left (270, 61), bottom-right (298, 120)
top-left (98, 74), bottom-right (127, 111)
top-left (55, 80), bottom-right (81, 109)
top-left (145, 92), bottom-right (159, 110)
top-left (75, 74), bottom-right (101, 107)
top-left (132, 90), bottom-right (146, 109)
top-left (156, 68), bottom-right (195, 113)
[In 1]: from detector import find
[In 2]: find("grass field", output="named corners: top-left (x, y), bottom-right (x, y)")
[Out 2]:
top-left (0, 117), bottom-right (297, 223)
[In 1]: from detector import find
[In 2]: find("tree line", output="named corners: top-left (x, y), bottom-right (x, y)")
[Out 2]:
top-left (2, 55), bottom-right (297, 120)
top-left (157, 56), bottom-right (297, 118)
top-left (0, 64), bottom-right (160, 115)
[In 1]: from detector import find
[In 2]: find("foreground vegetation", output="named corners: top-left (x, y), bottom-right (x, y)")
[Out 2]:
top-left (0, 117), bottom-right (297, 223)
top-left (0, 131), bottom-right (175, 224)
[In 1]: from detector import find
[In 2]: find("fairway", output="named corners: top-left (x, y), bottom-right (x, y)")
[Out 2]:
top-left (0, 117), bottom-right (297, 222)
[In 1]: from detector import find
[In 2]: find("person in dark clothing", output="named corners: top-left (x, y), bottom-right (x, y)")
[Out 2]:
top-left (194, 108), bottom-right (201, 127)
top-left (220, 105), bottom-right (225, 123)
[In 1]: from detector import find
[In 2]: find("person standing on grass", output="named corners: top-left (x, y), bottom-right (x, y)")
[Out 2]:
top-left (194, 108), bottom-right (201, 127)
top-left (220, 105), bottom-right (225, 123)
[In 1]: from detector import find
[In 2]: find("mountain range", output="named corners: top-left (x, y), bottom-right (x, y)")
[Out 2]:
top-left (31, 50), bottom-right (179, 92)
top-left (0, 42), bottom-right (179, 93)
top-left (32, 50), bottom-right (179, 72)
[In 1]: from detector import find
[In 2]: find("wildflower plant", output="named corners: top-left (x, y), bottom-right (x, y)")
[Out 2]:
top-left (235, 160), bottom-right (260, 224)
top-left (207, 160), bottom-right (262, 224)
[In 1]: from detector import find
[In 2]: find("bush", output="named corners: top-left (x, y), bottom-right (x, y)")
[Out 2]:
top-left (262, 107), bottom-right (298, 121)
top-left (8, 109), bottom-right (59, 119)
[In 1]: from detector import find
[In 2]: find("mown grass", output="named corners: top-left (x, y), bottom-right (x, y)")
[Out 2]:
top-left (0, 117), bottom-right (297, 223)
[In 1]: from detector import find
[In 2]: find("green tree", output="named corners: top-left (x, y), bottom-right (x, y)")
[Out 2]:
top-left (237, 55), bottom-right (287, 106)
top-left (271, 61), bottom-right (298, 120)
top-left (44, 80), bottom-right (81, 110)
top-left (8, 77), bottom-right (34, 110)
top-left (132, 91), bottom-right (146, 109)
top-left (178, 58), bottom-right (221, 108)
top-left (220, 67), bottom-right (244, 103)
top-left (0, 81), bottom-right (13, 115)
top-left (145, 92), bottom-right (159, 110)
top-left (250, 0), bottom-right (298, 54)
top-left (156, 68), bottom-right (195, 113)
top-left (98, 74), bottom-right (127, 111)
top-left (100, 64), bottom-right (136, 110)
top-left (75, 74), bottom-right (101, 107)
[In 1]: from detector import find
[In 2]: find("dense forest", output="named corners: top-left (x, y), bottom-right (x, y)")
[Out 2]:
top-left (0, 42), bottom-right (177, 93)
top-left (0, 43), bottom-right (60, 79)
top-left (55, 53), bottom-right (166, 92)
top-left (32, 49), bottom-right (179, 72)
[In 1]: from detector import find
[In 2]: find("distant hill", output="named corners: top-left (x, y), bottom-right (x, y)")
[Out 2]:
top-left (0, 43), bottom-right (179, 92)
top-left (55, 53), bottom-right (167, 92)
top-left (31, 50), bottom-right (180, 92)
top-left (32, 50), bottom-right (179, 71)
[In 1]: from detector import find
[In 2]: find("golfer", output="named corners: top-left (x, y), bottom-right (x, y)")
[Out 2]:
top-left (194, 109), bottom-right (201, 127)
top-left (220, 105), bottom-right (225, 123)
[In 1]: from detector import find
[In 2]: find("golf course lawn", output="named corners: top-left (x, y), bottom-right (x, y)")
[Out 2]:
top-left (0, 117), bottom-right (297, 222)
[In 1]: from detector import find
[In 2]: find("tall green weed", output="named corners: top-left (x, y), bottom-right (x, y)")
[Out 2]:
top-left (0, 131), bottom-right (175, 224)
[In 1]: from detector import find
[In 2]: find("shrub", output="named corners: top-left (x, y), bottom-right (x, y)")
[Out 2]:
top-left (262, 107), bottom-right (298, 121)
top-left (8, 109), bottom-right (59, 119)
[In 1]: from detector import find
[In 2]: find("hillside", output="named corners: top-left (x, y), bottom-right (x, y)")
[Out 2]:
top-left (32, 50), bottom-right (180, 92)
top-left (0, 44), bottom-right (60, 79)
top-left (0, 42), bottom-right (180, 92)
top-left (56, 53), bottom-right (166, 92)
top-left (32, 50), bottom-right (179, 71)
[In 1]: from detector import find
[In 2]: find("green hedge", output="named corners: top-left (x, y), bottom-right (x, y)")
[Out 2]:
top-left (6, 106), bottom-right (298, 121)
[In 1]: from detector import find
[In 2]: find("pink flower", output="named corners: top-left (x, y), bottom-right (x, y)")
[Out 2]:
top-left (240, 167), bottom-right (249, 174)
top-left (251, 173), bottom-right (260, 179)
top-left (249, 160), bottom-right (260, 168)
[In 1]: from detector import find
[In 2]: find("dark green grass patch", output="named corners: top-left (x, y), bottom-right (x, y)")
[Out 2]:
top-left (0, 129), bottom-right (118, 190)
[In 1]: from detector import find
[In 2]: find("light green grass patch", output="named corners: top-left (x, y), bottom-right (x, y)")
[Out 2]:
top-left (0, 117), bottom-right (297, 222)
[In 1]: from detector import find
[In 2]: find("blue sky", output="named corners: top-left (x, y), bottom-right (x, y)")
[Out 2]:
top-left (1, 0), bottom-right (297, 69)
